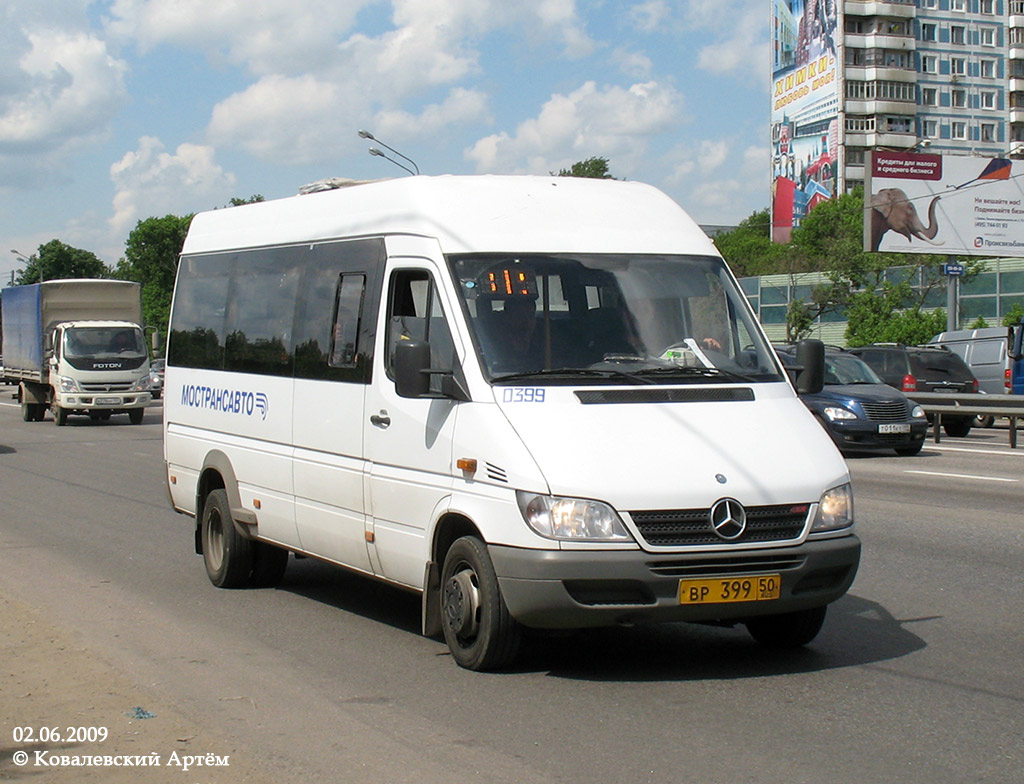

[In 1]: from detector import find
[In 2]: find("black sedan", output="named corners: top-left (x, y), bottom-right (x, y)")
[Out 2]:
top-left (778, 348), bottom-right (928, 456)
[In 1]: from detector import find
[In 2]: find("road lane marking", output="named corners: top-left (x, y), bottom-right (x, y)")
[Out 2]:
top-left (927, 444), bottom-right (1024, 457)
top-left (905, 470), bottom-right (1017, 483)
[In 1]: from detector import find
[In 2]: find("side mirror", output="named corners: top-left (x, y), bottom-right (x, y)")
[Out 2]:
top-left (795, 339), bottom-right (825, 395)
top-left (151, 331), bottom-right (163, 351)
top-left (394, 339), bottom-right (431, 398)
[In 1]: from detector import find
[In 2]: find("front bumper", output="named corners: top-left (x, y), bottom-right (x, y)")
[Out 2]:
top-left (56, 392), bottom-right (151, 411)
top-left (490, 535), bottom-right (860, 629)
top-left (825, 419), bottom-right (928, 451)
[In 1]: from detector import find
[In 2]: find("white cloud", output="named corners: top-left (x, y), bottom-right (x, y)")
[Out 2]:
top-left (0, 28), bottom-right (127, 156)
top-left (629, 1), bottom-right (671, 34)
top-left (666, 142), bottom-right (768, 224)
top-left (372, 88), bottom-right (491, 144)
top-left (466, 80), bottom-right (682, 176)
top-left (109, 136), bottom-right (236, 236)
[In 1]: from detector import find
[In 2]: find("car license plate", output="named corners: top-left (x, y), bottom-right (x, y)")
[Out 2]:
top-left (878, 423), bottom-right (910, 434)
top-left (96, 397), bottom-right (120, 405)
top-left (678, 574), bottom-right (781, 605)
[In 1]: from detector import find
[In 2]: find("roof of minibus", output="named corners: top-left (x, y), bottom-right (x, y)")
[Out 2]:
top-left (181, 175), bottom-right (719, 257)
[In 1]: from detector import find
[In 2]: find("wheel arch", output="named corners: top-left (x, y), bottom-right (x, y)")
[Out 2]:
top-left (194, 450), bottom-right (249, 554)
top-left (422, 511), bottom-right (483, 637)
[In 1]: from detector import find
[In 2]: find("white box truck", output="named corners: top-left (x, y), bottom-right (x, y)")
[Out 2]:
top-left (2, 279), bottom-right (153, 425)
top-left (164, 175), bottom-right (860, 670)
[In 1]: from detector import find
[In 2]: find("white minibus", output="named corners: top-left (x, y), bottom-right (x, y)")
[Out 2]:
top-left (163, 175), bottom-right (860, 670)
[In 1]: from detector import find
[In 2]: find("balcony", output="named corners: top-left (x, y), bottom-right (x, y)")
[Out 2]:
top-left (845, 33), bottom-right (916, 52)
top-left (844, 1), bottom-right (916, 18)
top-left (845, 116), bottom-right (916, 149)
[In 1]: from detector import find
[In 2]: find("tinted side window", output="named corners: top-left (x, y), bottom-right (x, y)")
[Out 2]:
top-left (293, 239), bottom-right (384, 383)
top-left (168, 254), bottom-right (232, 369)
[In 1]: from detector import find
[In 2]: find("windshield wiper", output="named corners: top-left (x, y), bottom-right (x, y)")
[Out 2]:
top-left (630, 366), bottom-right (756, 383)
top-left (493, 368), bottom-right (655, 385)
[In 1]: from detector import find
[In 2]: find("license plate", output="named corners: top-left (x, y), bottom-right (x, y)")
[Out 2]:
top-left (878, 423), bottom-right (910, 434)
top-left (679, 574), bottom-right (781, 605)
top-left (95, 397), bottom-right (120, 405)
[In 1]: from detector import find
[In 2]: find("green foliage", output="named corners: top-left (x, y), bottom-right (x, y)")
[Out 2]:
top-left (969, 315), bottom-right (989, 329)
top-left (228, 195), bottom-right (265, 206)
top-left (113, 214), bottom-right (193, 338)
top-left (1001, 302), bottom-right (1024, 326)
top-left (785, 300), bottom-right (814, 343)
top-left (844, 281), bottom-right (947, 346)
top-left (554, 156), bottom-right (617, 179)
top-left (714, 209), bottom-right (789, 277)
top-left (14, 240), bottom-right (110, 285)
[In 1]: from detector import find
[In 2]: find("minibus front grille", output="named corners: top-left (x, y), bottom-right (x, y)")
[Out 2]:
top-left (629, 504), bottom-right (808, 547)
top-left (647, 554), bottom-right (806, 578)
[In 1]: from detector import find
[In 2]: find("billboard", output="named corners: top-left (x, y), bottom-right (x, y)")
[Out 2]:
top-left (866, 151), bottom-right (1024, 257)
top-left (771, 0), bottom-right (840, 243)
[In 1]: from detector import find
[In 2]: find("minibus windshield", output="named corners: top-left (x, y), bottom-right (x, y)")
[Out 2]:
top-left (448, 253), bottom-right (784, 385)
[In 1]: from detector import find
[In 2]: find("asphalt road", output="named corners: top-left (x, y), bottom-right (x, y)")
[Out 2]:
top-left (0, 397), bottom-right (1021, 784)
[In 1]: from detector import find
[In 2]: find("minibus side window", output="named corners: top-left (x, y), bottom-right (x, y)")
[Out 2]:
top-left (330, 274), bottom-right (365, 367)
top-left (386, 270), bottom-right (456, 394)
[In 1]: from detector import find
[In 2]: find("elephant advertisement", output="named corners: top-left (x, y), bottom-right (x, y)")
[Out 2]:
top-left (771, 0), bottom-right (840, 243)
top-left (866, 151), bottom-right (1024, 258)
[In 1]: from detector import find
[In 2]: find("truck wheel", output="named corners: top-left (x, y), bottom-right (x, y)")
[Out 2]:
top-left (745, 605), bottom-right (827, 648)
top-left (201, 489), bottom-right (253, 588)
top-left (440, 536), bottom-right (521, 671)
top-left (128, 408), bottom-right (144, 425)
top-left (32, 405), bottom-right (45, 422)
top-left (21, 401), bottom-right (33, 422)
top-left (53, 405), bottom-right (68, 427)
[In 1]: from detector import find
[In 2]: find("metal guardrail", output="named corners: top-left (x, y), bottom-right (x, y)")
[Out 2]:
top-left (906, 392), bottom-right (1024, 448)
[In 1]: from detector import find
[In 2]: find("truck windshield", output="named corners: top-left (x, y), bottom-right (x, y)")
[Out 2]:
top-left (65, 327), bottom-right (146, 359)
top-left (448, 253), bottom-right (784, 385)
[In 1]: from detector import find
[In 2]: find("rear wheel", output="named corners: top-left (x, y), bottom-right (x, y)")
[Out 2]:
top-left (249, 543), bottom-right (289, 587)
top-left (440, 536), bottom-right (521, 671)
top-left (21, 401), bottom-right (33, 422)
top-left (201, 489), bottom-right (253, 588)
top-left (745, 605), bottom-right (827, 648)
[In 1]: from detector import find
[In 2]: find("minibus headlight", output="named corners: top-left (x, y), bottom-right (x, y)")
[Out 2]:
top-left (59, 376), bottom-right (80, 393)
top-left (516, 491), bottom-right (632, 542)
top-left (812, 483), bottom-right (854, 533)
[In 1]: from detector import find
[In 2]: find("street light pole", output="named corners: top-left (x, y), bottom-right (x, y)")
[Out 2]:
top-left (358, 129), bottom-right (420, 175)
top-left (10, 249), bottom-right (41, 285)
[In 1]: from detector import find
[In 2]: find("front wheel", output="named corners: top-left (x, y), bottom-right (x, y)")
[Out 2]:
top-left (745, 605), bottom-right (827, 648)
top-left (440, 536), bottom-right (521, 671)
top-left (128, 408), bottom-right (144, 425)
top-left (53, 405), bottom-right (68, 427)
top-left (201, 489), bottom-right (253, 588)
top-left (895, 442), bottom-right (923, 457)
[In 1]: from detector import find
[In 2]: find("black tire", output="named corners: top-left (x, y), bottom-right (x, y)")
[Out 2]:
top-left (32, 404), bottom-right (45, 422)
top-left (53, 405), bottom-right (68, 427)
top-left (943, 417), bottom-right (972, 438)
top-left (200, 489), bottom-right (253, 588)
top-left (21, 401), bottom-right (33, 422)
top-left (249, 543), bottom-right (289, 588)
top-left (895, 442), bottom-right (923, 457)
top-left (128, 408), bottom-right (144, 425)
top-left (440, 536), bottom-right (521, 671)
top-left (745, 605), bottom-right (827, 648)
top-left (974, 415), bottom-right (995, 428)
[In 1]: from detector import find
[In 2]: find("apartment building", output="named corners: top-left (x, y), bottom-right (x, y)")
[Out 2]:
top-left (772, 0), bottom-right (1016, 236)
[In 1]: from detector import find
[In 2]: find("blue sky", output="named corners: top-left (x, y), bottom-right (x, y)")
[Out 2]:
top-left (1, 0), bottom-right (768, 282)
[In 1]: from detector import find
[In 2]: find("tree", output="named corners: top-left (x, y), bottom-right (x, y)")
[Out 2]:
top-left (14, 240), bottom-right (109, 285)
top-left (555, 156), bottom-right (617, 179)
top-left (228, 195), bottom-right (265, 206)
top-left (113, 214), bottom-right (193, 338)
top-left (1002, 302), bottom-right (1024, 327)
top-left (714, 209), bottom-right (790, 277)
top-left (844, 279), bottom-right (947, 346)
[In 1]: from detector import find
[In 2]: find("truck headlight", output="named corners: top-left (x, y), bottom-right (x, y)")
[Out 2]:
top-left (812, 483), bottom-right (854, 533)
top-left (59, 376), bottom-right (80, 393)
top-left (131, 376), bottom-right (151, 392)
top-left (824, 406), bottom-right (857, 422)
top-left (516, 491), bottom-right (632, 542)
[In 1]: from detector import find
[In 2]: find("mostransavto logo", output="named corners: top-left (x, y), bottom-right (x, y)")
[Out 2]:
top-left (181, 384), bottom-right (268, 420)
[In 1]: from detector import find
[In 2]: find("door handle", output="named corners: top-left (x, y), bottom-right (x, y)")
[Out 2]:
top-left (370, 411), bottom-right (391, 429)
